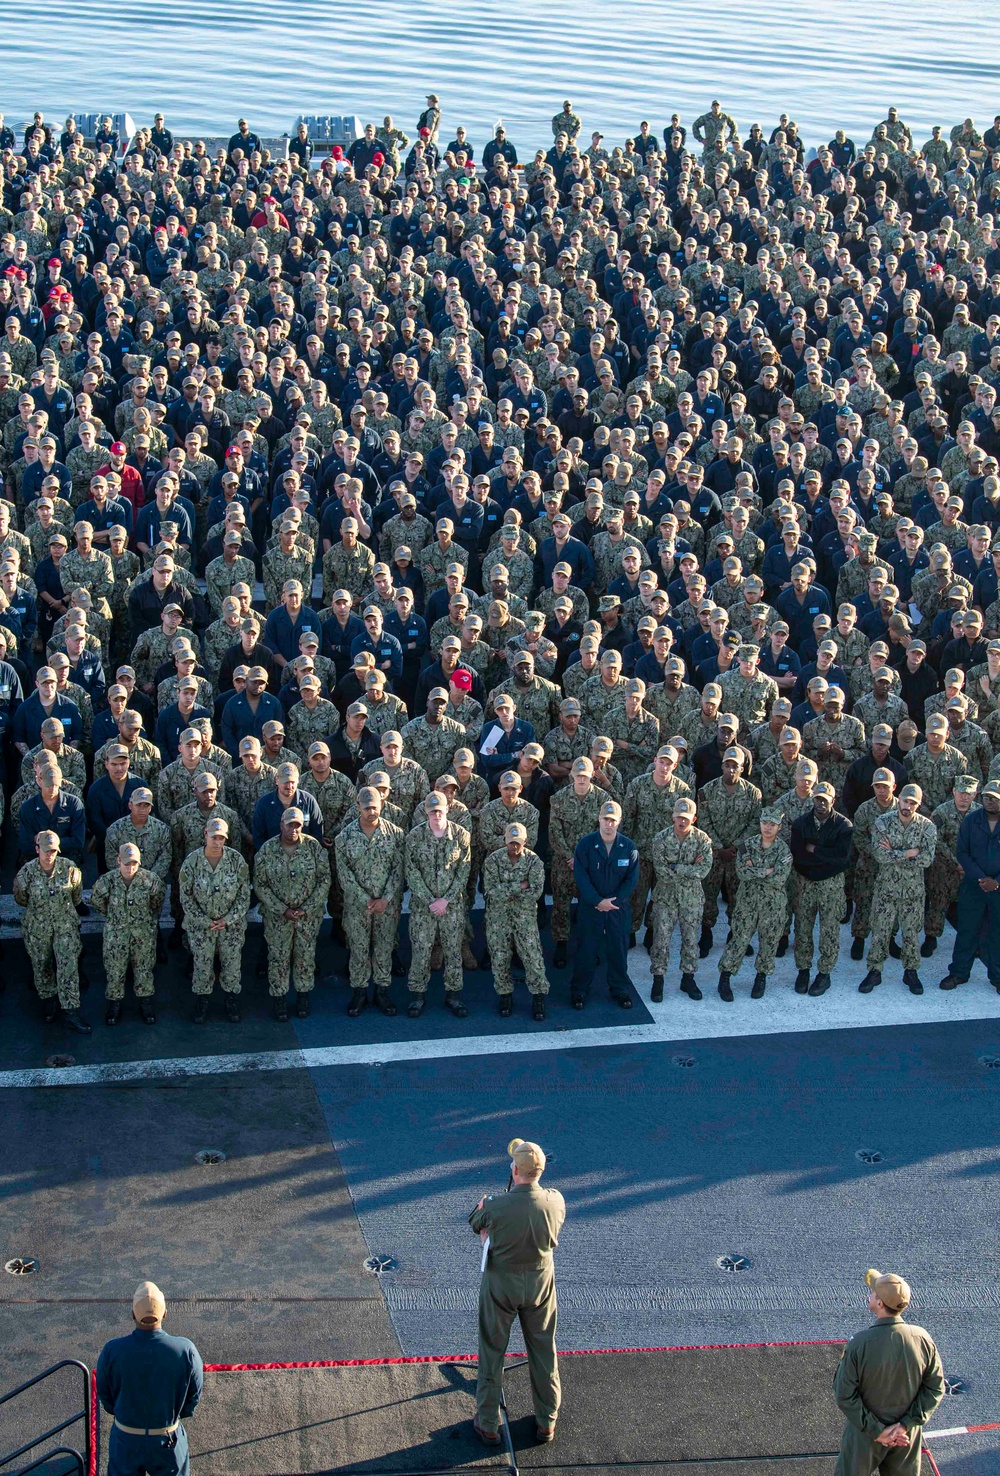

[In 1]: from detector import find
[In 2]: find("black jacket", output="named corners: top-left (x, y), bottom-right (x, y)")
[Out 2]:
top-left (790, 808), bottom-right (854, 880)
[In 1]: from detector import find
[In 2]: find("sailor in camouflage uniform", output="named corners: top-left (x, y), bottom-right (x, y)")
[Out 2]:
top-left (483, 822), bottom-right (550, 1019)
top-left (860, 783), bottom-right (937, 994)
top-left (90, 842), bottom-right (165, 1025)
top-left (925, 774), bottom-right (980, 955)
top-left (648, 796), bottom-right (713, 1001)
top-left (404, 790), bottom-right (472, 1015)
top-left (697, 747), bottom-right (763, 953)
top-left (179, 815), bottom-right (251, 1023)
top-left (253, 807), bottom-right (329, 1019)
top-left (13, 829), bottom-right (87, 1033)
top-left (717, 807), bottom-right (793, 1000)
top-left (335, 786), bottom-right (406, 1018)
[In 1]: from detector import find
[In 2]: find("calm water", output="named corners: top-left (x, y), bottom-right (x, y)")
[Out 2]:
top-left (4, 0), bottom-right (1000, 153)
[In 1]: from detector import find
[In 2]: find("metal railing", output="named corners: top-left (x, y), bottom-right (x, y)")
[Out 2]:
top-left (0, 1359), bottom-right (94, 1476)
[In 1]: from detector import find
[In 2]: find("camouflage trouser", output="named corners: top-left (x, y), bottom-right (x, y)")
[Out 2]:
top-left (629, 858), bottom-right (655, 933)
top-left (465, 842), bottom-right (484, 940)
top-left (188, 923), bottom-right (247, 994)
top-left (649, 884), bottom-right (704, 975)
top-left (867, 878), bottom-right (925, 970)
top-left (924, 856), bottom-right (960, 938)
top-left (343, 899), bottom-right (400, 990)
top-left (793, 874), bottom-right (845, 972)
top-left (262, 912), bottom-right (324, 995)
top-left (408, 901), bottom-right (466, 993)
top-left (850, 855), bottom-right (877, 940)
top-left (103, 928), bottom-right (157, 999)
top-left (703, 854), bottom-right (739, 930)
top-left (550, 852), bottom-right (577, 942)
top-left (720, 884), bottom-right (785, 976)
top-left (26, 927), bottom-right (81, 1010)
top-left (484, 902), bottom-right (548, 994)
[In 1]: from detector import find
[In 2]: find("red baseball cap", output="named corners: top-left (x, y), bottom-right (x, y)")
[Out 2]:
top-left (372, 151), bottom-right (384, 166)
top-left (110, 441), bottom-right (127, 455)
top-left (449, 668), bottom-right (472, 692)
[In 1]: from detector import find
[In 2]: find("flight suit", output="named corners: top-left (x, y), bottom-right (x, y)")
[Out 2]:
top-left (833, 1316), bottom-right (944, 1476)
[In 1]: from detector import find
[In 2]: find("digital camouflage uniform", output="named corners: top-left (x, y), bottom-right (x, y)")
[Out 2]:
top-left (90, 866), bottom-right (165, 999)
top-left (850, 796), bottom-right (898, 943)
top-left (578, 673), bottom-right (628, 728)
top-left (697, 777), bottom-right (763, 928)
top-left (802, 714), bottom-right (866, 796)
top-left (718, 669), bottom-right (780, 730)
top-left (482, 844), bottom-right (549, 995)
top-left (359, 755), bottom-right (429, 823)
top-left (547, 783), bottom-right (604, 941)
top-left (487, 675), bottom-right (561, 737)
top-left (719, 834), bottom-right (793, 975)
top-left (104, 814), bottom-right (171, 881)
top-left (644, 684), bottom-right (701, 736)
top-left (622, 771), bottom-right (693, 931)
top-left (223, 761), bottom-right (277, 846)
top-left (866, 809), bottom-right (937, 970)
top-left (178, 846), bottom-right (251, 995)
top-left (542, 723), bottom-right (595, 773)
top-left (335, 817), bottom-right (406, 990)
top-left (926, 797), bottom-right (980, 938)
top-left (21, 742), bottom-right (86, 792)
top-left (286, 699), bottom-right (340, 758)
top-left (171, 800), bottom-right (242, 866)
top-left (758, 752), bottom-right (801, 805)
top-left (93, 737), bottom-right (161, 789)
top-left (253, 834), bottom-right (329, 996)
top-left (904, 742), bottom-right (972, 814)
top-left (649, 824), bottom-right (714, 974)
top-left (157, 756), bottom-right (225, 825)
top-left (401, 714), bottom-right (466, 778)
top-left (13, 855), bottom-right (83, 1010)
top-left (362, 691), bottom-right (409, 739)
top-left (404, 820), bottom-right (472, 995)
top-left (943, 720), bottom-right (993, 783)
top-left (603, 705), bottom-right (660, 787)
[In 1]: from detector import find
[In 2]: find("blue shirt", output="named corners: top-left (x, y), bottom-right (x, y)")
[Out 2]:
top-left (573, 829), bottom-right (640, 910)
top-left (155, 702), bottom-right (212, 764)
top-left (220, 690), bottom-right (285, 757)
top-left (957, 807), bottom-right (1000, 883)
top-left (97, 1327), bottom-right (203, 1431)
top-left (87, 774), bottom-right (144, 845)
top-left (479, 717), bottom-right (536, 781)
top-left (12, 692), bottom-right (83, 750)
top-left (263, 605), bottom-right (323, 662)
top-left (350, 630), bottom-right (404, 680)
top-left (18, 789), bottom-right (86, 864)
top-left (252, 787), bottom-right (324, 851)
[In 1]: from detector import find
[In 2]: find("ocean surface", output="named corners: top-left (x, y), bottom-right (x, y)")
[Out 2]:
top-left (3, 0), bottom-right (1000, 154)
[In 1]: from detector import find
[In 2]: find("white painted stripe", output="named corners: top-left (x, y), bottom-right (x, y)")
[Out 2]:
top-left (923, 1429), bottom-right (973, 1439)
top-left (3, 959), bottom-right (1000, 1090)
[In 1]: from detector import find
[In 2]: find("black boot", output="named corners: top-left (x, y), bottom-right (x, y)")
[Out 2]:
top-left (751, 973), bottom-right (767, 999)
top-left (809, 972), bottom-right (831, 996)
top-left (42, 996), bottom-right (59, 1024)
top-left (920, 936), bottom-right (938, 958)
top-left (532, 996), bottom-right (546, 1021)
top-left (273, 996), bottom-right (289, 1022)
top-left (859, 969), bottom-right (881, 994)
top-left (105, 1000), bottom-right (122, 1026)
top-left (680, 973), bottom-right (702, 1000)
top-left (446, 993), bottom-right (468, 1018)
top-left (347, 988), bottom-right (368, 1017)
top-left (939, 974), bottom-right (965, 990)
top-left (375, 988), bottom-right (397, 1016)
top-left (498, 994), bottom-right (513, 1017)
top-left (794, 969), bottom-right (810, 994)
top-left (224, 995), bottom-right (241, 1022)
top-left (718, 970), bottom-right (734, 1002)
top-left (192, 995), bottom-right (209, 1023)
top-left (295, 992), bottom-right (311, 1017)
top-left (139, 999), bottom-right (156, 1025)
top-left (552, 940), bottom-right (568, 968)
top-left (903, 968), bottom-right (924, 995)
top-left (850, 937), bottom-right (865, 961)
top-left (651, 974), bottom-right (664, 1002)
top-left (407, 994), bottom-right (425, 1017)
top-left (64, 1008), bottom-right (92, 1035)
top-left (698, 926), bottom-right (713, 958)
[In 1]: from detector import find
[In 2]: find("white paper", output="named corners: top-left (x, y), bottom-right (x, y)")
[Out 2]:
top-left (480, 724), bottom-right (504, 755)
top-left (909, 602), bottom-right (921, 625)
top-left (480, 1235), bottom-right (490, 1273)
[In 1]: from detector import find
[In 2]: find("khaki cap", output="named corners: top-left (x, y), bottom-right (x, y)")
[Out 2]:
top-left (600, 799), bottom-right (622, 818)
top-left (505, 822), bottom-right (528, 843)
top-left (673, 797), bottom-right (696, 817)
top-left (133, 1281), bottom-right (166, 1327)
top-left (872, 767), bottom-right (896, 786)
top-left (571, 756), bottom-right (594, 776)
top-left (865, 1269), bottom-right (911, 1313)
top-left (899, 783), bottom-right (922, 803)
top-left (927, 714), bottom-right (948, 733)
top-left (118, 843), bottom-right (142, 864)
top-left (872, 723), bottom-right (894, 743)
top-left (499, 770), bottom-right (521, 788)
top-left (813, 781), bottom-right (835, 799)
top-left (347, 700), bottom-right (368, 718)
top-left (205, 816), bottom-right (229, 837)
top-left (508, 1138), bottom-right (545, 1176)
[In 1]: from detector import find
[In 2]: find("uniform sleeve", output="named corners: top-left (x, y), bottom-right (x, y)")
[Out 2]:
top-left (225, 856), bottom-right (251, 925)
top-left (441, 828), bottom-right (471, 900)
top-left (614, 842), bottom-right (640, 902)
top-left (901, 1337), bottom-right (946, 1431)
top-left (404, 829), bottom-right (435, 903)
top-left (573, 839), bottom-right (602, 906)
top-left (252, 847), bottom-right (283, 917)
top-left (833, 1339), bottom-right (889, 1438)
top-left (90, 870), bottom-right (111, 915)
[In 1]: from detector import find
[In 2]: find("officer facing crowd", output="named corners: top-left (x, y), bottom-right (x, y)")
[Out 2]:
top-left (833, 1270), bottom-right (944, 1476)
top-left (96, 1281), bottom-right (204, 1476)
top-left (470, 1140), bottom-right (565, 1448)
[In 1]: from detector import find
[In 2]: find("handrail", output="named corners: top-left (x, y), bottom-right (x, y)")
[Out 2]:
top-left (0, 1360), bottom-right (93, 1476)
top-left (7, 1447), bottom-right (85, 1476)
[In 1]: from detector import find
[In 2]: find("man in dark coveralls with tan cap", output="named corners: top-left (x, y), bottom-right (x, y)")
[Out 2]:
top-left (470, 1139), bottom-right (565, 1447)
top-left (833, 1269), bottom-right (945, 1475)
